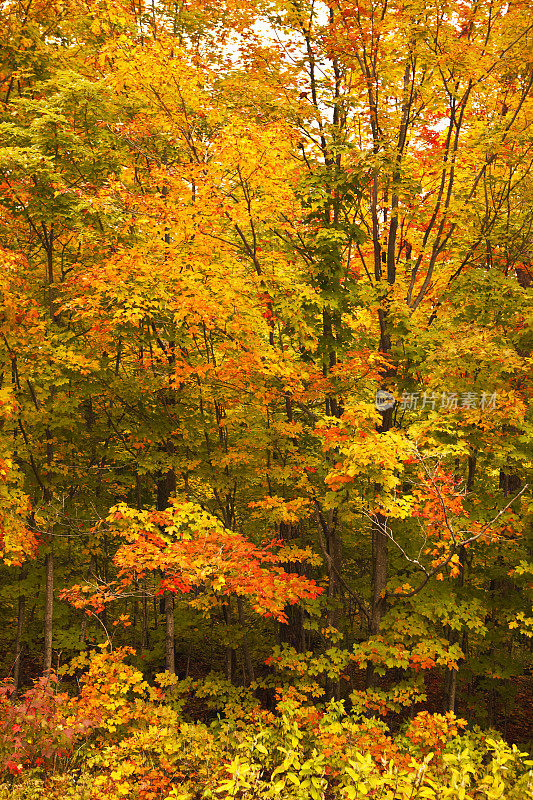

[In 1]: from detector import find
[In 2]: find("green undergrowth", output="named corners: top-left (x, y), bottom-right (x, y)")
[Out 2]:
top-left (0, 650), bottom-right (532, 799)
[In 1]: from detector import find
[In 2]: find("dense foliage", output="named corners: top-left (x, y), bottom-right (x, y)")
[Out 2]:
top-left (0, 0), bottom-right (532, 796)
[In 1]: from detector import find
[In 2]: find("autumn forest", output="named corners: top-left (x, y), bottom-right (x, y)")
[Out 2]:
top-left (0, 0), bottom-right (532, 797)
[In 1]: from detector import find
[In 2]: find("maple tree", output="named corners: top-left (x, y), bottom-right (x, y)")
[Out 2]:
top-left (0, 0), bottom-right (532, 796)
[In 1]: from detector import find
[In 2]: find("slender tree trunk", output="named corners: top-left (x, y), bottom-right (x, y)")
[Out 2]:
top-left (278, 522), bottom-right (307, 652)
top-left (157, 469), bottom-right (176, 673)
top-left (141, 577), bottom-right (149, 651)
top-left (446, 457), bottom-right (475, 709)
top-left (315, 507), bottom-right (342, 630)
top-left (222, 598), bottom-right (234, 683)
top-left (164, 592), bottom-right (175, 674)
top-left (134, 478), bottom-right (150, 653)
top-left (447, 668), bottom-right (458, 712)
top-left (327, 527), bottom-right (342, 630)
top-left (44, 550), bottom-right (53, 673)
top-left (225, 646), bottom-right (233, 683)
top-left (237, 596), bottom-right (254, 684)
top-left (370, 512), bottom-right (388, 636)
top-left (366, 402), bottom-right (393, 687)
top-left (369, 406), bottom-right (394, 638)
top-left (79, 613), bottom-right (87, 644)
top-left (13, 576), bottom-right (25, 693)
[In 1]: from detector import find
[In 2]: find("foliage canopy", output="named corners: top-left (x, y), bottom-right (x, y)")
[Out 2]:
top-left (0, 0), bottom-right (532, 796)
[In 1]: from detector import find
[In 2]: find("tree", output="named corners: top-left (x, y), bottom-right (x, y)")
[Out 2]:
top-left (0, 0), bottom-right (531, 729)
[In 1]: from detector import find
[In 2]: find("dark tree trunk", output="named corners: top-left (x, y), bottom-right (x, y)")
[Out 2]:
top-left (237, 597), bottom-right (255, 684)
top-left (164, 592), bottom-right (175, 674)
top-left (44, 551), bottom-right (53, 673)
top-left (370, 512), bottom-right (388, 636)
top-left (157, 469), bottom-right (176, 674)
top-left (13, 575), bottom-right (25, 693)
top-left (141, 577), bottom-right (149, 652)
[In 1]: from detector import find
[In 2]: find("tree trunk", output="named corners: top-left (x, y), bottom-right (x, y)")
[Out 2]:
top-left (369, 407), bottom-right (394, 640)
top-left (141, 577), bottom-right (149, 652)
top-left (447, 668), bottom-right (458, 712)
top-left (366, 405), bottom-right (394, 687)
top-left (315, 508), bottom-right (342, 630)
top-left (225, 646), bottom-right (234, 683)
top-left (13, 576), bottom-right (25, 693)
top-left (164, 592), bottom-right (175, 674)
top-left (43, 551), bottom-right (53, 673)
top-left (157, 469), bottom-right (176, 673)
top-left (237, 597), bottom-right (255, 684)
top-left (79, 613), bottom-right (87, 644)
top-left (370, 512), bottom-right (388, 636)
top-left (278, 523), bottom-right (307, 652)
top-left (222, 598), bottom-right (234, 683)
top-left (327, 523), bottom-right (342, 629)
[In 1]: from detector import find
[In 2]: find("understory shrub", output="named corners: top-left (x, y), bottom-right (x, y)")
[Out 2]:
top-left (0, 651), bottom-right (531, 799)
